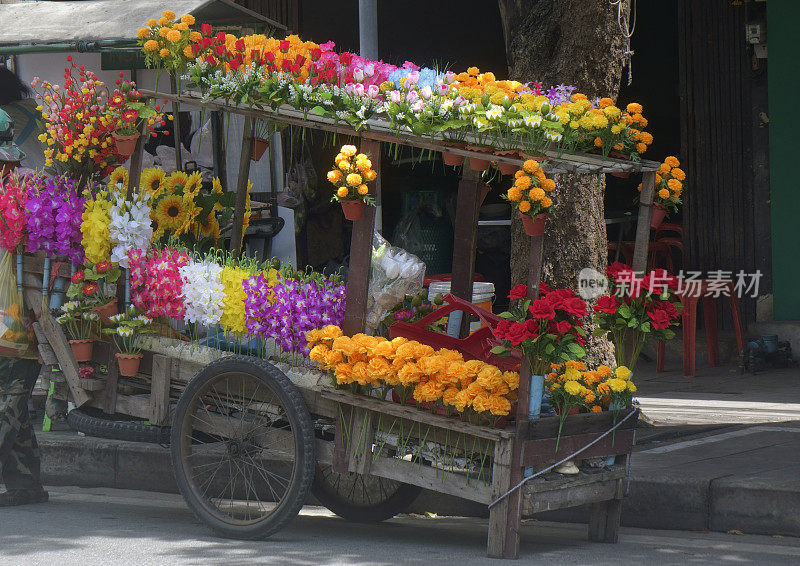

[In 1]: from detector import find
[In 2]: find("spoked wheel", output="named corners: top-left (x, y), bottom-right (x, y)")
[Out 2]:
top-left (312, 465), bottom-right (422, 523)
top-left (171, 356), bottom-right (315, 539)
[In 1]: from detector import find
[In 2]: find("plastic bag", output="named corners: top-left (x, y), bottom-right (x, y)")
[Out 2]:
top-left (0, 252), bottom-right (35, 358)
top-left (286, 141), bottom-right (317, 210)
top-left (365, 232), bottom-right (426, 333)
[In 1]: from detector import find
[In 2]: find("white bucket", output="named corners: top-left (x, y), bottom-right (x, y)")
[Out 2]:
top-left (428, 281), bottom-right (495, 332)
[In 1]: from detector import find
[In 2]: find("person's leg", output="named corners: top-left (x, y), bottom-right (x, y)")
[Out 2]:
top-left (0, 357), bottom-right (47, 505)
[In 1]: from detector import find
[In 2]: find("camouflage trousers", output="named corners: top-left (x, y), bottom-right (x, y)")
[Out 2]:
top-left (0, 357), bottom-right (42, 490)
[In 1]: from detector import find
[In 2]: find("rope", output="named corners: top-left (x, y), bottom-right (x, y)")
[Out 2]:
top-left (487, 408), bottom-right (638, 509)
top-left (610, 0), bottom-right (638, 85)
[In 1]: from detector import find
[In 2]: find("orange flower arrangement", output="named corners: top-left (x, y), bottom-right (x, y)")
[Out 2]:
top-left (307, 325), bottom-right (519, 418)
top-left (638, 155), bottom-right (685, 212)
top-left (503, 159), bottom-right (555, 227)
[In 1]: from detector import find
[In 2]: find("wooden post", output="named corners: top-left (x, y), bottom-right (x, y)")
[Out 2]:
top-left (450, 168), bottom-right (483, 337)
top-left (125, 118), bottom-right (147, 198)
top-left (342, 139), bottom-right (380, 336)
top-left (39, 310), bottom-right (91, 407)
top-left (103, 342), bottom-right (119, 415)
top-left (230, 117), bottom-right (255, 259)
top-left (487, 437), bottom-right (514, 558)
top-left (210, 110), bottom-right (227, 190)
top-left (170, 74), bottom-right (182, 172)
top-left (150, 354), bottom-right (173, 426)
top-left (631, 171), bottom-right (656, 272)
top-left (502, 233), bottom-right (545, 559)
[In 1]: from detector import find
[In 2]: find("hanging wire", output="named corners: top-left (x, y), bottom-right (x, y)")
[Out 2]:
top-left (610, 0), bottom-right (638, 85)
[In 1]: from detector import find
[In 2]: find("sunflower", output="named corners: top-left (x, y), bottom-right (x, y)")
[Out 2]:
top-left (183, 171), bottom-right (203, 198)
top-left (154, 195), bottom-right (190, 235)
top-left (166, 171), bottom-right (189, 194)
top-left (108, 167), bottom-right (128, 191)
top-left (242, 180), bottom-right (253, 233)
top-left (212, 177), bottom-right (224, 211)
top-left (140, 167), bottom-right (166, 199)
top-left (176, 200), bottom-right (200, 237)
top-left (196, 212), bottom-right (221, 243)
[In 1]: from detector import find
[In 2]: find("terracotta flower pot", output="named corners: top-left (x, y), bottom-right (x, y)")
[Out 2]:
top-left (69, 339), bottom-right (94, 363)
top-left (519, 211), bottom-right (547, 236)
top-left (93, 298), bottom-right (119, 325)
top-left (467, 145), bottom-right (493, 172)
top-left (251, 137), bottom-right (270, 161)
top-left (112, 132), bottom-right (140, 157)
top-left (340, 200), bottom-right (365, 221)
top-left (497, 161), bottom-right (518, 176)
top-left (480, 184), bottom-right (491, 206)
top-left (650, 203), bottom-right (668, 229)
top-left (441, 151), bottom-right (464, 167)
top-left (116, 352), bottom-right (143, 377)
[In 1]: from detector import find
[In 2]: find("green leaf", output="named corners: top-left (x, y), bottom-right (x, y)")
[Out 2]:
top-left (490, 346), bottom-right (507, 355)
top-left (618, 305), bottom-right (631, 318)
top-left (498, 312), bottom-right (514, 320)
top-left (591, 327), bottom-right (607, 337)
top-left (310, 105), bottom-right (326, 116)
top-left (640, 322), bottom-right (651, 333)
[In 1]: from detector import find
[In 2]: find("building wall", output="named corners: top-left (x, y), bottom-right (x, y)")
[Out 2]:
top-left (768, 0), bottom-right (800, 320)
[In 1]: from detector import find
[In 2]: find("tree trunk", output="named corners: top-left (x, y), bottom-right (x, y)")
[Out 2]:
top-left (499, 0), bottom-right (630, 366)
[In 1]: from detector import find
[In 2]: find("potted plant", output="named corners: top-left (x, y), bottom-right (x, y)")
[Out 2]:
top-left (104, 306), bottom-right (155, 377)
top-left (68, 261), bottom-right (122, 324)
top-left (56, 300), bottom-right (100, 362)
top-left (639, 156), bottom-right (684, 229)
top-left (327, 144), bottom-right (377, 221)
top-left (592, 263), bottom-right (683, 372)
top-left (107, 78), bottom-right (160, 159)
top-left (502, 159), bottom-right (556, 236)
top-left (251, 119), bottom-right (283, 161)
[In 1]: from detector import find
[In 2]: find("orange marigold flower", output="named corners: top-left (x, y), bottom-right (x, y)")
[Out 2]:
top-left (626, 102), bottom-right (643, 114)
top-left (518, 200), bottom-right (531, 213)
top-left (144, 40), bottom-right (159, 52)
top-left (658, 188), bottom-right (671, 199)
top-left (506, 187), bottom-right (523, 202)
top-left (181, 14), bottom-right (196, 25)
top-left (541, 178), bottom-right (556, 192)
top-left (667, 178), bottom-right (682, 191)
top-left (671, 167), bottom-right (686, 180)
top-left (137, 28), bottom-right (150, 39)
top-left (522, 159), bottom-right (539, 174)
top-left (540, 196), bottom-right (553, 208)
top-left (162, 10), bottom-right (176, 20)
top-left (159, 48), bottom-right (170, 58)
top-left (528, 187), bottom-right (545, 201)
top-left (594, 137), bottom-right (603, 148)
top-left (599, 97), bottom-right (614, 108)
top-left (514, 175), bottom-right (532, 190)
top-left (636, 143), bottom-right (647, 154)
top-left (166, 29), bottom-right (182, 42)
top-left (591, 405), bottom-right (603, 413)
top-left (665, 156), bottom-right (680, 168)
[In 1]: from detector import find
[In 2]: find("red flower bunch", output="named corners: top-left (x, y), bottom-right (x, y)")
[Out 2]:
top-left (493, 283), bottom-right (588, 375)
top-left (593, 262), bottom-right (683, 369)
top-left (128, 247), bottom-right (189, 320)
top-left (0, 175), bottom-right (29, 252)
top-left (71, 271), bottom-right (84, 284)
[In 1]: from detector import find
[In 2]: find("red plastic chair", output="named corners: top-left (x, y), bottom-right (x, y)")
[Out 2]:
top-left (389, 293), bottom-right (521, 371)
top-left (656, 280), bottom-right (744, 377)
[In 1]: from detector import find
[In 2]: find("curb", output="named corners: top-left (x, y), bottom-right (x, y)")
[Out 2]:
top-left (38, 433), bottom-right (800, 537)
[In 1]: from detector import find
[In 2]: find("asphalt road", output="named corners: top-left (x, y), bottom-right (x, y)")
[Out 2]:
top-left (2, 486), bottom-right (799, 565)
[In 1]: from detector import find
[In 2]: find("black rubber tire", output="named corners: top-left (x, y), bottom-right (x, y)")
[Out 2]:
top-left (170, 356), bottom-right (315, 540)
top-left (312, 465), bottom-right (422, 523)
top-left (67, 407), bottom-right (170, 444)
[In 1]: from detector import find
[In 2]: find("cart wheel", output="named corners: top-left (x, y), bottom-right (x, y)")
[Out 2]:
top-left (312, 465), bottom-right (422, 523)
top-left (171, 356), bottom-right (315, 539)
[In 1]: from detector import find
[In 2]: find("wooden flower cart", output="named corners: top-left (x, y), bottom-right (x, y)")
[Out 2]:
top-left (23, 88), bottom-right (659, 559)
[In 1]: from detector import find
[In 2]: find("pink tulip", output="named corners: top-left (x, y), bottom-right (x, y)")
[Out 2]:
top-left (406, 71), bottom-right (419, 86)
top-left (406, 90), bottom-right (419, 104)
top-left (353, 68), bottom-right (364, 82)
top-left (389, 90), bottom-right (401, 104)
top-left (420, 85), bottom-right (432, 100)
top-left (367, 84), bottom-right (379, 99)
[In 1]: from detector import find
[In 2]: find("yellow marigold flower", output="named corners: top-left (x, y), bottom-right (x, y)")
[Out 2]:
top-left (615, 366), bottom-right (632, 380)
top-left (346, 172), bottom-right (362, 187)
top-left (327, 170), bottom-right (342, 184)
top-left (563, 380), bottom-right (582, 396)
top-left (137, 28), bottom-right (150, 39)
top-left (309, 344), bottom-right (329, 364)
top-left (541, 178), bottom-right (556, 192)
top-left (522, 159), bottom-right (539, 174)
top-left (658, 188), bottom-right (670, 199)
top-left (528, 187), bottom-right (545, 201)
top-left (518, 200), bottom-right (531, 213)
top-left (144, 40), bottom-right (159, 52)
top-left (180, 14), bottom-right (196, 25)
top-left (671, 167), bottom-right (686, 181)
top-left (514, 175), bottom-right (532, 190)
top-left (147, 18), bottom-right (158, 26)
top-left (357, 184), bottom-right (369, 195)
top-left (506, 187), bottom-right (522, 202)
top-left (467, 66), bottom-right (479, 76)
top-left (340, 144), bottom-right (357, 157)
top-left (356, 158), bottom-right (372, 172)
top-left (627, 382), bottom-right (637, 392)
top-left (160, 48), bottom-right (170, 58)
top-left (337, 187), bottom-right (349, 198)
top-left (540, 196), bottom-right (553, 208)
top-left (183, 45), bottom-right (194, 58)
top-left (606, 378), bottom-right (627, 393)
top-left (162, 10), bottom-right (176, 20)
top-left (363, 169), bottom-right (377, 181)
top-left (166, 29), bottom-right (182, 43)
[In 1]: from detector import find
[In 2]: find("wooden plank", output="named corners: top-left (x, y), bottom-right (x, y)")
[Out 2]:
top-left (104, 348), bottom-right (119, 415)
top-left (523, 478), bottom-right (620, 515)
top-left (125, 117), bottom-right (148, 198)
top-left (37, 342), bottom-right (58, 366)
top-left (632, 171), bottom-right (655, 272)
top-left (22, 254), bottom-right (71, 278)
top-left (332, 404), bottom-right (350, 474)
top-left (150, 354), bottom-right (173, 426)
top-left (487, 437), bottom-right (514, 558)
top-left (38, 310), bottom-right (91, 406)
top-left (341, 138), bottom-right (379, 336)
top-left (369, 455), bottom-right (494, 505)
top-left (346, 407), bottom-right (375, 475)
top-left (320, 386), bottom-right (512, 441)
top-left (525, 409), bottom-right (638, 440)
top-left (521, 429), bottom-right (635, 466)
top-left (450, 168), bottom-right (482, 337)
top-left (139, 90), bottom-right (661, 174)
top-left (588, 498), bottom-right (623, 543)
top-left (230, 117), bottom-right (255, 258)
top-left (78, 378), bottom-right (106, 391)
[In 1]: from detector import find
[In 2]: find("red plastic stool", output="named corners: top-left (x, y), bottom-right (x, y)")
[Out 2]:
top-left (656, 280), bottom-right (744, 377)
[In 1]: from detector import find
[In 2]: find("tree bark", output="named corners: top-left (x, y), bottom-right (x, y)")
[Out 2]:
top-left (499, 0), bottom-right (630, 365)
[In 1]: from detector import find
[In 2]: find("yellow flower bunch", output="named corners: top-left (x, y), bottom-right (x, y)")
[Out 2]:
top-left (452, 67), bottom-right (525, 103)
top-left (328, 146), bottom-right (377, 204)
top-left (547, 362), bottom-right (635, 413)
top-left (307, 326), bottom-right (519, 417)
top-left (139, 10), bottom-right (199, 71)
top-left (638, 155), bottom-right (685, 209)
top-left (220, 265), bottom-right (250, 335)
top-left (503, 159), bottom-right (555, 217)
top-left (81, 191), bottom-right (113, 263)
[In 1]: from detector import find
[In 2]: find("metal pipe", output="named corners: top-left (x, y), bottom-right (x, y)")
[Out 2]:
top-left (0, 39), bottom-right (138, 55)
top-left (358, 0), bottom-right (378, 60)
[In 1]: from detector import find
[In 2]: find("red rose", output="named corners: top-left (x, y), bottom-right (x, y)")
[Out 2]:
top-left (71, 271), bottom-right (85, 284)
top-left (559, 297), bottom-right (588, 318)
top-left (647, 309), bottom-right (672, 330)
top-left (606, 261), bottom-right (631, 280)
top-left (538, 282), bottom-right (552, 296)
top-left (508, 284), bottom-right (528, 300)
top-left (554, 320), bottom-right (572, 334)
top-left (529, 299), bottom-right (556, 320)
top-left (594, 295), bottom-right (619, 314)
top-left (651, 300), bottom-right (678, 320)
top-left (83, 282), bottom-right (98, 296)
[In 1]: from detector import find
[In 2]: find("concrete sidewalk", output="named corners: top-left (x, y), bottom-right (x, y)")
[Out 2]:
top-left (35, 416), bottom-right (800, 539)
